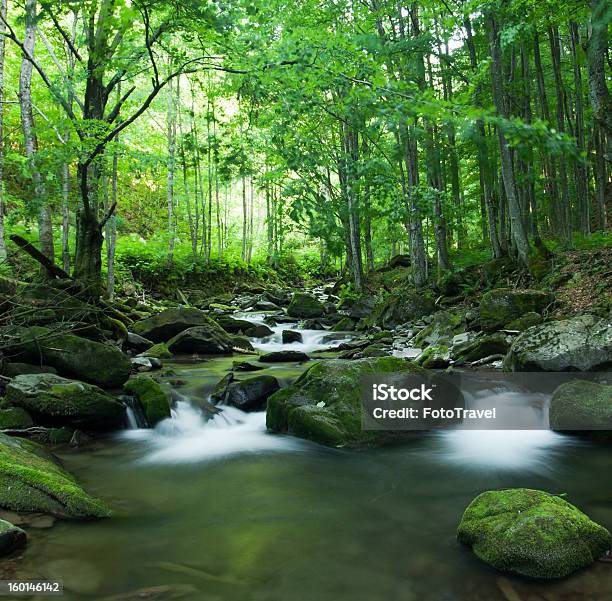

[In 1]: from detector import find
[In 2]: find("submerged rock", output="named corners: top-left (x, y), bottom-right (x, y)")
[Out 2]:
top-left (6, 326), bottom-right (132, 388)
top-left (214, 375), bottom-right (280, 412)
top-left (287, 293), bottom-right (325, 318)
top-left (166, 323), bottom-right (233, 355)
top-left (549, 380), bottom-right (612, 431)
top-left (0, 518), bottom-right (26, 556)
top-left (6, 374), bottom-right (126, 430)
top-left (266, 357), bottom-right (429, 447)
top-left (132, 307), bottom-right (212, 342)
top-left (478, 288), bottom-right (553, 331)
top-left (123, 376), bottom-right (171, 426)
top-left (457, 488), bottom-right (611, 579)
top-left (504, 314), bottom-right (612, 371)
top-left (0, 432), bottom-right (111, 518)
top-left (259, 351), bottom-right (310, 363)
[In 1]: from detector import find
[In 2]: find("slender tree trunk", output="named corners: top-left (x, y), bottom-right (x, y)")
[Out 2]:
top-left (166, 78), bottom-right (177, 264)
top-left (61, 161), bottom-right (70, 272)
top-left (241, 176), bottom-right (247, 262)
top-left (586, 0), bottom-right (611, 141)
top-left (548, 25), bottom-right (572, 242)
top-left (569, 22), bottom-right (590, 234)
top-left (20, 0), bottom-right (54, 266)
top-left (487, 11), bottom-right (531, 265)
top-left (0, 0), bottom-right (7, 261)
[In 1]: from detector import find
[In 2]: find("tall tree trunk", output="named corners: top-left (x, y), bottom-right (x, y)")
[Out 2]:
top-left (241, 176), bottom-right (247, 262)
top-left (487, 11), bottom-right (531, 265)
top-left (166, 78), bottom-right (177, 264)
top-left (569, 22), bottom-right (590, 234)
top-left (548, 24), bottom-right (572, 242)
top-left (464, 14), bottom-right (502, 257)
top-left (104, 141), bottom-right (118, 300)
top-left (586, 0), bottom-right (611, 141)
top-left (20, 0), bottom-right (54, 266)
top-left (0, 0), bottom-right (7, 261)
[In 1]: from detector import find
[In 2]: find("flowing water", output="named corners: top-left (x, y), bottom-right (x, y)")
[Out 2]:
top-left (7, 318), bottom-right (612, 601)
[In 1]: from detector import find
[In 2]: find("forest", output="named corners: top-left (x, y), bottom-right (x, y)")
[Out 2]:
top-left (0, 1), bottom-right (609, 600)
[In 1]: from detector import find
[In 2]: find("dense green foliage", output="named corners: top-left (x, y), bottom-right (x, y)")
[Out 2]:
top-left (0, 0), bottom-right (608, 294)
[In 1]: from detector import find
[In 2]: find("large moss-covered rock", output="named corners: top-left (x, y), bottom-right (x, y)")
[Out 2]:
top-left (457, 488), bottom-right (611, 579)
top-left (6, 374), bottom-right (125, 430)
top-left (287, 293), bottom-right (325, 318)
top-left (413, 311), bottom-right (464, 348)
top-left (166, 323), bottom-right (233, 355)
top-left (267, 357), bottom-right (425, 448)
top-left (415, 345), bottom-right (450, 369)
top-left (549, 380), bottom-right (612, 431)
top-left (132, 307), bottom-right (212, 342)
top-left (349, 294), bottom-right (377, 319)
top-left (504, 314), bottom-right (612, 371)
top-left (0, 433), bottom-right (111, 518)
top-left (478, 288), bottom-right (554, 331)
top-left (123, 376), bottom-right (170, 426)
top-left (6, 327), bottom-right (131, 388)
top-left (372, 292), bottom-right (435, 328)
top-left (214, 315), bottom-right (256, 334)
top-left (0, 407), bottom-right (33, 430)
top-left (452, 333), bottom-right (510, 364)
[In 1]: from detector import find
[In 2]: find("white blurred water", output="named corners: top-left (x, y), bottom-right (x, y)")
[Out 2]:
top-left (121, 401), bottom-right (306, 464)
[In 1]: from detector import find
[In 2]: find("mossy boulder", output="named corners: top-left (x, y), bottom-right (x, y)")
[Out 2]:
top-left (139, 342), bottom-right (172, 359)
top-left (413, 311), bottom-right (464, 348)
top-left (331, 317), bottom-right (356, 332)
top-left (132, 307), bottom-right (212, 342)
top-left (549, 380), bottom-right (612, 431)
top-left (478, 288), bottom-right (554, 331)
top-left (0, 407), bottom-right (33, 430)
top-left (166, 323), bottom-right (233, 355)
top-left (452, 334), bottom-right (510, 364)
top-left (0, 519), bottom-right (26, 555)
top-left (6, 374), bottom-right (125, 430)
top-left (1, 363), bottom-right (57, 378)
top-left (6, 327), bottom-right (132, 388)
top-left (504, 314), bottom-right (612, 371)
top-left (372, 291), bottom-right (435, 328)
top-left (214, 315), bottom-right (256, 334)
top-left (266, 357), bottom-right (425, 448)
top-left (287, 293), bottom-right (325, 318)
top-left (123, 376), bottom-right (170, 426)
top-left (457, 488), bottom-right (611, 579)
top-left (0, 432), bottom-right (111, 518)
top-left (416, 345), bottom-right (450, 369)
top-left (506, 312), bottom-right (543, 332)
top-left (349, 294), bottom-right (377, 319)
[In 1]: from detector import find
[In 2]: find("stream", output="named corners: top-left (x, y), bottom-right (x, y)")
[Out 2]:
top-left (8, 315), bottom-right (612, 601)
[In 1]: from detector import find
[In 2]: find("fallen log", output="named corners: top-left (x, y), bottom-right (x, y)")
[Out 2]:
top-left (9, 235), bottom-right (71, 280)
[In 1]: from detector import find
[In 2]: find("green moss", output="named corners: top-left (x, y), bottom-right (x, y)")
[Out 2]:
top-left (124, 376), bottom-right (170, 426)
top-left (452, 334), bottom-right (509, 363)
top-left (479, 289), bottom-right (554, 331)
top-left (457, 488), bottom-right (611, 579)
top-left (7, 326), bottom-right (132, 388)
top-left (416, 345), bottom-right (450, 369)
top-left (0, 518), bottom-right (27, 555)
top-left (331, 317), bottom-right (356, 332)
top-left (6, 374), bottom-right (126, 430)
top-left (506, 312), bottom-right (543, 331)
top-left (287, 293), bottom-right (325, 318)
top-left (549, 380), bottom-right (612, 431)
top-left (266, 357), bottom-right (423, 448)
top-left (142, 342), bottom-right (172, 359)
top-left (0, 407), bottom-right (33, 430)
top-left (0, 433), bottom-right (111, 519)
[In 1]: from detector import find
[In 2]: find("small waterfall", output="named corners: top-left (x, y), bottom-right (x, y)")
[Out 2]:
top-left (120, 401), bottom-right (306, 464)
top-left (122, 395), bottom-right (149, 429)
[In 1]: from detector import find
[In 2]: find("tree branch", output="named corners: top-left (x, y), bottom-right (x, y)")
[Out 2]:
top-left (40, 3), bottom-right (83, 61)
